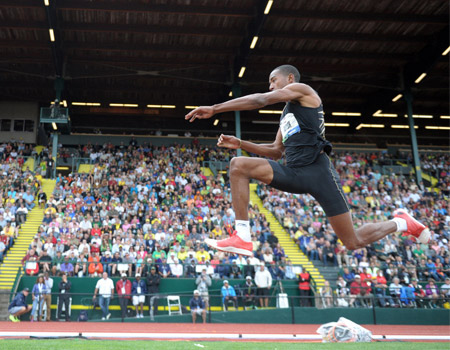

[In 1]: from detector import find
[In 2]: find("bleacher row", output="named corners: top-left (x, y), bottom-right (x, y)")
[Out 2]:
top-left (1, 141), bottom-right (450, 309)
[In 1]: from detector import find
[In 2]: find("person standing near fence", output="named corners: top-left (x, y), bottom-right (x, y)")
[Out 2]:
top-left (116, 273), bottom-right (132, 319)
top-left (57, 273), bottom-right (72, 321)
top-left (298, 269), bottom-right (311, 307)
top-left (255, 263), bottom-right (273, 308)
top-left (31, 275), bottom-right (48, 321)
top-left (43, 272), bottom-right (53, 321)
top-left (93, 272), bottom-right (114, 320)
top-left (196, 268), bottom-right (212, 309)
top-left (132, 273), bottom-right (147, 318)
top-left (146, 266), bottom-right (160, 316)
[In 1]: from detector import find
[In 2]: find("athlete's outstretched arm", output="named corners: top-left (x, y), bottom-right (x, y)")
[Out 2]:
top-left (185, 83), bottom-right (314, 122)
top-left (217, 129), bottom-right (284, 160)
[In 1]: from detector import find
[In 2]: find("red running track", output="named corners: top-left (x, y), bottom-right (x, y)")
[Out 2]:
top-left (0, 322), bottom-right (448, 337)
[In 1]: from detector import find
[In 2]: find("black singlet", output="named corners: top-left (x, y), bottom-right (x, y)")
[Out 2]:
top-left (280, 101), bottom-right (332, 168)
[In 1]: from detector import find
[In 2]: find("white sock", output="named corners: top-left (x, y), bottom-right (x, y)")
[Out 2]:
top-left (391, 218), bottom-right (407, 232)
top-left (235, 220), bottom-right (251, 242)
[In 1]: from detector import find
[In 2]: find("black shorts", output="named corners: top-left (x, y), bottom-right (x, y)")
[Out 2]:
top-left (257, 287), bottom-right (269, 297)
top-left (268, 153), bottom-right (350, 217)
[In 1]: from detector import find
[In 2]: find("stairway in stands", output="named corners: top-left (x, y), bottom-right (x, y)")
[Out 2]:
top-left (396, 161), bottom-right (438, 187)
top-left (249, 183), bottom-right (325, 289)
top-left (0, 179), bottom-right (56, 291)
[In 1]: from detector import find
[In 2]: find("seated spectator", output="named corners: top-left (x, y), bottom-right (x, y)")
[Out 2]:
top-left (267, 231), bottom-right (279, 248)
top-left (400, 284), bottom-right (416, 307)
top-left (425, 278), bottom-right (440, 308)
top-left (321, 240), bottom-right (337, 267)
top-left (374, 270), bottom-right (393, 307)
top-left (221, 280), bottom-right (238, 310)
top-left (75, 253), bottom-right (88, 277)
top-left (170, 258), bottom-right (183, 278)
top-left (350, 275), bottom-right (372, 307)
top-left (230, 260), bottom-right (242, 279)
top-left (239, 276), bottom-right (257, 309)
top-left (100, 251), bottom-right (113, 276)
top-left (262, 248), bottom-right (274, 264)
top-left (319, 280), bottom-right (334, 308)
top-left (195, 246), bottom-right (210, 262)
top-left (39, 249), bottom-right (52, 274)
top-left (409, 278), bottom-right (427, 308)
top-left (283, 260), bottom-right (297, 280)
top-left (51, 251), bottom-right (64, 276)
top-left (336, 276), bottom-right (354, 307)
top-left (15, 203), bottom-right (28, 225)
top-left (201, 260), bottom-right (213, 276)
top-left (111, 252), bottom-right (123, 276)
top-left (120, 252), bottom-right (134, 277)
top-left (389, 277), bottom-right (403, 307)
top-left (426, 258), bottom-right (443, 281)
top-left (185, 259), bottom-right (197, 278)
top-left (440, 277), bottom-right (450, 305)
top-left (158, 258), bottom-right (171, 278)
top-left (334, 242), bottom-right (348, 268)
top-left (152, 244), bottom-right (166, 263)
top-left (60, 256), bottom-right (74, 277)
top-left (0, 239), bottom-right (5, 262)
top-left (340, 267), bottom-right (355, 284)
top-left (189, 290), bottom-right (206, 324)
top-left (88, 252), bottom-right (104, 277)
top-left (268, 262), bottom-right (285, 280)
top-left (22, 248), bottom-right (39, 276)
top-left (215, 259), bottom-right (230, 279)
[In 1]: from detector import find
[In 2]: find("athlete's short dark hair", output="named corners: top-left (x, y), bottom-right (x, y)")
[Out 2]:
top-left (274, 65), bottom-right (301, 82)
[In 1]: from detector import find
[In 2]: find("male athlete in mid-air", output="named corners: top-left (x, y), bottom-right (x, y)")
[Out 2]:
top-left (185, 65), bottom-right (430, 257)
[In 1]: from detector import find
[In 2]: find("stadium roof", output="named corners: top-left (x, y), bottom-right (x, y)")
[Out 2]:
top-left (0, 0), bottom-right (448, 146)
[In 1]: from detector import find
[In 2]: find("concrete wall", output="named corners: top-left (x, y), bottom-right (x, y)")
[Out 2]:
top-left (0, 101), bottom-right (38, 144)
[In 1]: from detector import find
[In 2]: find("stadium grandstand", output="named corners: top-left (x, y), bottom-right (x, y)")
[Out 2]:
top-left (0, 0), bottom-right (448, 346)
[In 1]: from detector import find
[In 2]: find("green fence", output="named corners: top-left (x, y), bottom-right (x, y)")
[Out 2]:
top-left (13, 276), bottom-right (450, 325)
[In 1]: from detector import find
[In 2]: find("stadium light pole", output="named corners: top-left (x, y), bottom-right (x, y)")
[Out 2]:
top-left (404, 88), bottom-right (422, 186)
top-left (232, 83), bottom-right (242, 157)
top-left (51, 132), bottom-right (58, 179)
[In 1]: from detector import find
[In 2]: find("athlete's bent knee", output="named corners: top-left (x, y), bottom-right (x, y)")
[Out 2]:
top-left (230, 157), bottom-right (248, 176)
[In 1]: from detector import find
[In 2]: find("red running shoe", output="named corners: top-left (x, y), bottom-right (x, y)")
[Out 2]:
top-left (205, 235), bottom-right (253, 257)
top-left (393, 209), bottom-right (431, 244)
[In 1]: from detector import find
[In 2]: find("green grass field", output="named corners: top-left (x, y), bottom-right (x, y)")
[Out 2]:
top-left (0, 340), bottom-right (448, 350)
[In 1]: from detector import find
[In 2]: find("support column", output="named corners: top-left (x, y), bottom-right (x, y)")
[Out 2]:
top-left (404, 88), bottom-right (422, 185)
top-left (51, 133), bottom-right (58, 179)
top-left (232, 84), bottom-right (242, 157)
top-left (54, 77), bottom-right (64, 102)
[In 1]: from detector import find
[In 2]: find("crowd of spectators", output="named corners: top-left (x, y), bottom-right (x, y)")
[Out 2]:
top-left (0, 141), bottom-right (42, 261)
top-left (22, 141), bottom-right (295, 283)
top-left (14, 139), bottom-right (449, 309)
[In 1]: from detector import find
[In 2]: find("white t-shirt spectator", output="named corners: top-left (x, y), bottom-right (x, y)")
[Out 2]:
top-left (255, 267), bottom-right (273, 288)
top-left (96, 277), bottom-right (114, 298)
top-left (170, 262), bottom-right (183, 277)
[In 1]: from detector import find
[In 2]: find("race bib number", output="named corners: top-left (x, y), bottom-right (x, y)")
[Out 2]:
top-left (280, 113), bottom-right (300, 142)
